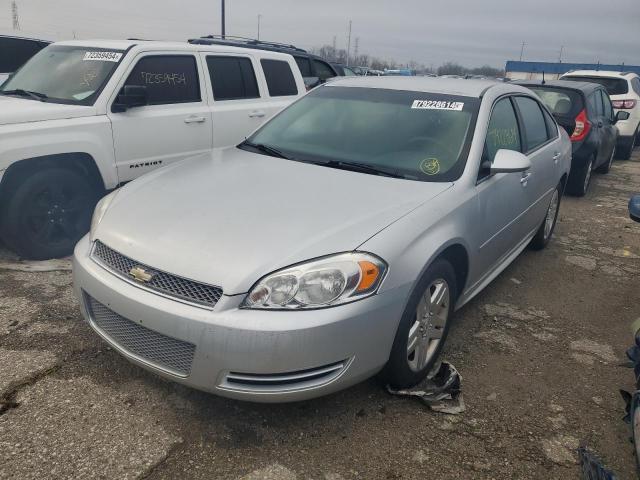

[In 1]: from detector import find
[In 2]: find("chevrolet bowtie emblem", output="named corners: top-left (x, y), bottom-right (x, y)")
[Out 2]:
top-left (129, 266), bottom-right (153, 283)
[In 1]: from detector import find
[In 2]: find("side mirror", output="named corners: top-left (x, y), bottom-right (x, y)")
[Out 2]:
top-left (112, 85), bottom-right (148, 113)
top-left (615, 110), bottom-right (631, 123)
top-left (629, 195), bottom-right (640, 223)
top-left (489, 149), bottom-right (532, 174)
top-left (553, 115), bottom-right (576, 137)
top-left (304, 77), bottom-right (321, 91)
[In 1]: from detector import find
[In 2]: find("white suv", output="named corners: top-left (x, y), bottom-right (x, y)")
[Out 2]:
top-left (0, 40), bottom-right (306, 259)
top-left (560, 70), bottom-right (640, 159)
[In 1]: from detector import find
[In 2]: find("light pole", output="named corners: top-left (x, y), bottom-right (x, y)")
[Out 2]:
top-left (519, 41), bottom-right (525, 61)
top-left (346, 20), bottom-right (352, 66)
top-left (221, 0), bottom-right (226, 38)
top-left (558, 45), bottom-right (564, 63)
top-left (257, 14), bottom-right (262, 40)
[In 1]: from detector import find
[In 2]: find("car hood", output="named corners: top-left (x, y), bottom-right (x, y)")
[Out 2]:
top-left (0, 95), bottom-right (95, 125)
top-left (96, 148), bottom-right (452, 295)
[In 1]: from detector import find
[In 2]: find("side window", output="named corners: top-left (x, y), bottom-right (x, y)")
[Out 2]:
top-left (484, 97), bottom-right (522, 165)
top-left (206, 56), bottom-right (259, 101)
top-left (600, 90), bottom-right (613, 120)
top-left (587, 93), bottom-right (599, 116)
top-left (542, 108), bottom-right (558, 139)
top-left (124, 55), bottom-right (200, 105)
top-left (294, 56), bottom-right (312, 77)
top-left (514, 96), bottom-right (549, 151)
top-left (313, 60), bottom-right (336, 81)
top-left (260, 59), bottom-right (298, 97)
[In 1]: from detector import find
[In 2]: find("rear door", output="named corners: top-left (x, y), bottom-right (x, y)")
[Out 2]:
top-left (597, 89), bottom-right (617, 163)
top-left (202, 53), bottom-right (267, 148)
top-left (109, 53), bottom-right (212, 182)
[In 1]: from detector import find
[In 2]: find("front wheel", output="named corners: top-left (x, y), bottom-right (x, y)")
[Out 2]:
top-left (379, 259), bottom-right (457, 389)
top-left (0, 168), bottom-right (99, 260)
top-left (529, 182), bottom-right (561, 251)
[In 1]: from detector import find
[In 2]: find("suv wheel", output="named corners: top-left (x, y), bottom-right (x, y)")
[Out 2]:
top-left (567, 155), bottom-right (594, 196)
top-left (379, 259), bottom-right (457, 389)
top-left (0, 168), bottom-right (99, 260)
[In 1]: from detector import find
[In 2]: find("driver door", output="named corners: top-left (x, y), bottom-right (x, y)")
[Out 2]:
top-left (108, 53), bottom-right (212, 182)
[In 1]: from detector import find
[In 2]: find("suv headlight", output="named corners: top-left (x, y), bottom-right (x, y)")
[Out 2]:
top-left (90, 190), bottom-right (118, 241)
top-left (242, 252), bottom-right (387, 309)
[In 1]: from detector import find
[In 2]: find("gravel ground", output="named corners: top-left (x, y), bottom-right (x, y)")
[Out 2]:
top-left (1, 149), bottom-right (639, 480)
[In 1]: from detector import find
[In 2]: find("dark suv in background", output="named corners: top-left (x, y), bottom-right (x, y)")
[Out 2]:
top-left (0, 35), bottom-right (50, 85)
top-left (189, 36), bottom-right (339, 88)
top-left (516, 80), bottom-right (623, 196)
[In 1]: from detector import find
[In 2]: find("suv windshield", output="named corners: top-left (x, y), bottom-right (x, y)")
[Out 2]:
top-left (527, 87), bottom-right (583, 118)
top-left (0, 45), bottom-right (125, 105)
top-left (242, 86), bottom-right (479, 182)
top-left (562, 76), bottom-right (628, 95)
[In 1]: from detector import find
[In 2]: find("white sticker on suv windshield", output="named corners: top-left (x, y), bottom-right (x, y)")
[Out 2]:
top-left (412, 100), bottom-right (464, 111)
top-left (83, 51), bottom-right (123, 62)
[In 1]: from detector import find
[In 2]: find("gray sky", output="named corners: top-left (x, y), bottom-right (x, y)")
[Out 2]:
top-left (2, 0), bottom-right (639, 68)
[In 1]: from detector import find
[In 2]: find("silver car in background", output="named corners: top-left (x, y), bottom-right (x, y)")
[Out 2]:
top-left (73, 77), bottom-right (571, 402)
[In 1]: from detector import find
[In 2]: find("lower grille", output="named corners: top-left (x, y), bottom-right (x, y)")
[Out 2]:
top-left (223, 361), bottom-right (347, 392)
top-left (85, 294), bottom-right (196, 377)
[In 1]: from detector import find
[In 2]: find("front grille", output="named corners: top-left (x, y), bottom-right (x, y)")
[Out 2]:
top-left (85, 294), bottom-right (196, 376)
top-left (223, 361), bottom-right (347, 392)
top-left (92, 241), bottom-right (223, 308)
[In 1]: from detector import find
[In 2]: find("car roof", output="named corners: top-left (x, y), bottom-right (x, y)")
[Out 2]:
top-left (514, 79), bottom-right (601, 94)
top-left (562, 70), bottom-right (636, 79)
top-left (326, 76), bottom-right (528, 98)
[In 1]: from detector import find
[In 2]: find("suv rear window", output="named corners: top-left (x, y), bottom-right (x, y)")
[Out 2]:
top-left (260, 59), bottom-right (298, 97)
top-left (528, 87), bottom-right (583, 118)
top-left (563, 76), bottom-right (628, 95)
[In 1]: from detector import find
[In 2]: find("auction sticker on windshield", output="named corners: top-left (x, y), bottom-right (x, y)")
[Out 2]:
top-left (411, 100), bottom-right (464, 111)
top-left (83, 51), bottom-right (123, 62)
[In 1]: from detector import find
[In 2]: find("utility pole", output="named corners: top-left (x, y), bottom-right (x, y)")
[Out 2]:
top-left (257, 14), bottom-right (262, 40)
top-left (346, 20), bottom-right (352, 66)
top-left (12, 1), bottom-right (20, 31)
top-left (558, 45), bottom-right (564, 63)
top-left (354, 37), bottom-right (359, 65)
top-left (221, 0), bottom-right (226, 38)
top-left (519, 41), bottom-right (525, 61)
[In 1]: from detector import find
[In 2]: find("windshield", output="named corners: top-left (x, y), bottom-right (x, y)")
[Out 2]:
top-left (562, 76), bottom-right (628, 95)
top-left (528, 87), bottom-right (583, 118)
top-left (243, 86), bottom-right (479, 182)
top-left (0, 45), bottom-right (125, 105)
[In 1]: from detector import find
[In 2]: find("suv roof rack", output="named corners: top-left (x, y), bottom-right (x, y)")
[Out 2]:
top-left (189, 35), bottom-right (308, 53)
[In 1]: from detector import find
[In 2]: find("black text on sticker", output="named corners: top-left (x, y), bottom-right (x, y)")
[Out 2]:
top-left (83, 51), bottom-right (123, 62)
top-left (412, 100), bottom-right (464, 111)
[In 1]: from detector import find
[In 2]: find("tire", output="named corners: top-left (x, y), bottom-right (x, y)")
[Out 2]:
top-left (529, 182), bottom-right (562, 251)
top-left (617, 131), bottom-right (637, 160)
top-left (596, 145), bottom-right (615, 174)
top-left (379, 259), bottom-right (457, 389)
top-left (0, 168), bottom-right (99, 260)
top-left (566, 155), bottom-right (594, 197)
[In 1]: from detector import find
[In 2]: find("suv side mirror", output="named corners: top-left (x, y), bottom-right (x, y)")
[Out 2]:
top-left (630, 195), bottom-right (640, 223)
top-left (489, 149), bottom-right (532, 174)
top-left (615, 110), bottom-right (631, 123)
top-left (112, 85), bottom-right (148, 112)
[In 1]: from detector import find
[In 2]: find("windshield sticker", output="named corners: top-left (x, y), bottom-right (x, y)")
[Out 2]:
top-left (83, 51), bottom-right (123, 62)
top-left (419, 158), bottom-right (441, 175)
top-left (412, 100), bottom-right (464, 111)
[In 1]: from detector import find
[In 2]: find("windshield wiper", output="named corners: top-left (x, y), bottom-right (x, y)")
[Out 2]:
top-left (323, 160), bottom-right (408, 179)
top-left (240, 141), bottom-right (291, 160)
top-left (1, 89), bottom-right (48, 101)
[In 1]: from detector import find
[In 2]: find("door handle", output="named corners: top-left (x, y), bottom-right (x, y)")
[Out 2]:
top-left (552, 152), bottom-right (561, 164)
top-left (520, 171), bottom-right (532, 186)
top-left (184, 115), bottom-right (206, 124)
top-left (248, 110), bottom-right (266, 118)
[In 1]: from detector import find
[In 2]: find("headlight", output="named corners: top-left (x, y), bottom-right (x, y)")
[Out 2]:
top-left (242, 252), bottom-right (387, 309)
top-left (90, 190), bottom-right (118, 241)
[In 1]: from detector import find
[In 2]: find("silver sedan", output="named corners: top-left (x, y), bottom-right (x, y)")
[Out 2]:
top-left (73, 77), bottom-right (571, 402)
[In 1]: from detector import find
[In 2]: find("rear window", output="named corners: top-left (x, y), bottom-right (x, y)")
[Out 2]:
top-left (0, 37), bottom-right (47, 72)
top-left (528, 87), bottom-right (583, 118)
top-left (260, 59), bottom-right (298, 97)
top-left (562, 76), bottom-right (628, 95)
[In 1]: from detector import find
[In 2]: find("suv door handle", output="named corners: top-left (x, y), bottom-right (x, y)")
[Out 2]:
top-left (249, 110), bottom-right (266, 118)
top-left (552, 152), bottom-right (561, 164)
top-left (184, 115), bottom-right (206, 124)
top-left (520, 171), bottom-right (532, 186)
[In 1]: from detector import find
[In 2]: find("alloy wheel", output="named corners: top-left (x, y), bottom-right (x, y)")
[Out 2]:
top-left (544, 189), bottom-right (559, 240)
top-left (407, 278), bottom-right (450, 372)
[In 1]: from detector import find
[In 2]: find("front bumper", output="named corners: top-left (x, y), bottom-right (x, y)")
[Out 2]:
top-left (73, 235), bottom-right (409, 402)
